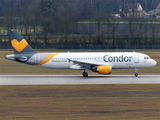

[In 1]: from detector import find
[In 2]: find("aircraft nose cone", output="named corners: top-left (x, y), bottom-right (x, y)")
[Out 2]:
top-left (152, 59), bottom-right (157, 66)
top-left (154, 60), bottom-right (157, 66)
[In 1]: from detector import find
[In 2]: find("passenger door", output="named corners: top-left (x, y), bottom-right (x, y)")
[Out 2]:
top-left (134, 54), bottom-right (139, 63)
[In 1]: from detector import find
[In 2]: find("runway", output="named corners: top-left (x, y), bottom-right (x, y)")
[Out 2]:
top-left (0, 75), bottom-right (160, 85)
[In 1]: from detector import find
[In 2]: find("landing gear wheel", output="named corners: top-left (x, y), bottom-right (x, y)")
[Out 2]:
top-left (134, 69), bottom-right (138, 77)
top-left (134, 73), bottom-right (138, 77)
top-left (82, 72), bottom-right (88, 77)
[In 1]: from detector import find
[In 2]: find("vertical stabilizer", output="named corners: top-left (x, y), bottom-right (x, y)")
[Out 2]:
top-left (156, 3), bottom-right (160, 9)
top-left (8, 29), bottom-right (37, 54)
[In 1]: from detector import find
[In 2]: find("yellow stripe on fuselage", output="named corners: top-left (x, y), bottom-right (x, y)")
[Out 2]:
top-left (37, 53), bottom-right (59, 65)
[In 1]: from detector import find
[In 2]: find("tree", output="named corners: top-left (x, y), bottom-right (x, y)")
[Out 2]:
top-left (150, 19), bottom-right (158, 45)
top-left (105, 19), bottom-right (119, 46)
top-left (36, 0), bottom-right (60, 48)
top-left (94, 0), bottom-right (105, 45)
top-left (59, 0), bottom-right (81, 43)
top-left (80, 0), bottom-right (95, 44)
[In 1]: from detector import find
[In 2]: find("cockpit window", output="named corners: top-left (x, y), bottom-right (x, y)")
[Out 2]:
top-left (144, 57), bottom-right (150, 59)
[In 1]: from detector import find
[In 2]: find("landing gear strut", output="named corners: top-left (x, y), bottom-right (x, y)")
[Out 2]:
top-left (82, 72), bottom-right (88, 77)
top-left (134, 69), bottom-right (138, 77)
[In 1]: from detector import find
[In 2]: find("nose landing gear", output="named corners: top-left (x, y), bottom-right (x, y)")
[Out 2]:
top-left (134, 69), bottom-right (138, 77)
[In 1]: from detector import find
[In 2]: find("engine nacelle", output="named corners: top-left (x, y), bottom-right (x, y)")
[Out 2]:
top-left (97, 66), bottom-right (112, 74)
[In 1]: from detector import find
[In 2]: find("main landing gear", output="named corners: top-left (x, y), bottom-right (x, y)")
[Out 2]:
top-left (134, 69), bottom-right (138, 77)
top-left (82, 69), bottom-right (139, 77)
top-left (82, 72), bottom-right (88, 77)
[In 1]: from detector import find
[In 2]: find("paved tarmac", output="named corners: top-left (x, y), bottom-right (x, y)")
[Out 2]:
top-left (0, 75), bottom-right (159, 85)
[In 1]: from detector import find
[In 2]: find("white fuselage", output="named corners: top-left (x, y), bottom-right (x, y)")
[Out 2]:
top-left (35, 52), bottom-right (156, 70)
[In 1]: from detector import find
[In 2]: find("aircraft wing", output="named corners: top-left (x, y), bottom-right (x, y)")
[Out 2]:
top-left (67, 58), bottom-right (105, 68)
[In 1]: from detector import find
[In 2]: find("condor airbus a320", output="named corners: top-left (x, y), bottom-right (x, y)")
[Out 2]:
top-left (6, 29), bottom-right (157, 77)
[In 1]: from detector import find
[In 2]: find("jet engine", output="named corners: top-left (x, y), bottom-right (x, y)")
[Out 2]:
top-left (97, 66), bottom-right (112, 74)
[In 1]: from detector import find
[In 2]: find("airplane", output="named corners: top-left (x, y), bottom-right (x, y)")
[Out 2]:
top-left (6, 29), bottom-right (157, 77)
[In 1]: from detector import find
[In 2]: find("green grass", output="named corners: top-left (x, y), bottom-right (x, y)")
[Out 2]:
top-left (0, 50), bottom-right (159, 75)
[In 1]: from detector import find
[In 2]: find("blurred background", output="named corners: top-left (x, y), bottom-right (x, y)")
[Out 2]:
top-left (0, 0), bottom-right (160, 49)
